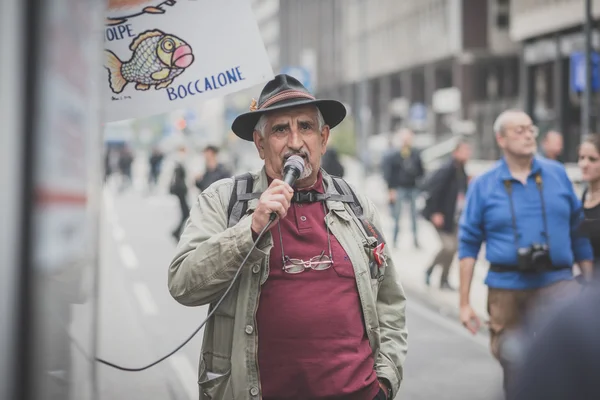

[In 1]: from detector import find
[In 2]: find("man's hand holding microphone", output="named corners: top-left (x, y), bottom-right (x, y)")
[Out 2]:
top-left (250, 155), bottom-right (304, 235)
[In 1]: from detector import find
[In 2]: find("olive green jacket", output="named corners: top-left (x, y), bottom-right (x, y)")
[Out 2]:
top-left (168, 168), bottom-right (408, 399)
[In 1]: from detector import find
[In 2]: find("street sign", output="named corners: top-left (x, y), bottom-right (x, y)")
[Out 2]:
top-left (569, 51), bottom-right (600, 92)
top-left (280, 66), bottom-right (312, 92)
top-left (409, 103), bottom-right (427, 122)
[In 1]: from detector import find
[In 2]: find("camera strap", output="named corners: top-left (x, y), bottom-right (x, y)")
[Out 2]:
top-left (502, 173), bottom-right (550, 251)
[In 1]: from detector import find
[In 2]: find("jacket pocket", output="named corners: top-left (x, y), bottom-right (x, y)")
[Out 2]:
top-left (198, 372), bottom-right (233, 400)
top-left (198, 358), bottom-right (233, 400)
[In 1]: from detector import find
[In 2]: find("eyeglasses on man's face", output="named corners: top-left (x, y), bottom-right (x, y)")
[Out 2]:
top-left (506, 125), bottom-right (539, 138)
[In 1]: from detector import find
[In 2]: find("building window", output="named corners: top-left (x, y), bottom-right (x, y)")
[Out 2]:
top-left (496, 0), bottom-right (510, 29)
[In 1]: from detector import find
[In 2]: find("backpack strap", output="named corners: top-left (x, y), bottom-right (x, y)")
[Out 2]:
top-left (331, 177), bottom-right (385, 245)
top-left (331, 177), bottom-right (364, 217)
top-left (227, 173), bottom-right (256, 228)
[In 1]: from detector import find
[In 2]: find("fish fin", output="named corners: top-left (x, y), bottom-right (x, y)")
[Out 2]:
top-left (106, 17), bottom-right (127, 26)
top-left (129, 30), bottom-right (165, 51)
top-left (143, 6), bottom-right (165, 14)
top-left (151, 68), bottom-right (170, 81)
top-left (155, 80), bottom-right (173, 90)
top-left (135, 83), bottom-right (150, 91)
top-left (104, 50), bottom-right (127, 94)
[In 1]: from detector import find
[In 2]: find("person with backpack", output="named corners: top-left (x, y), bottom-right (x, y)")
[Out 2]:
top-left (421, 139), bottom-right (471, 290)
top-left (167, 74), bottom-right (407, 400)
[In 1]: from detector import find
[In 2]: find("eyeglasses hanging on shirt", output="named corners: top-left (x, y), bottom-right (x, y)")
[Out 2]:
top-left (277, 202), bottom-right (334, 274)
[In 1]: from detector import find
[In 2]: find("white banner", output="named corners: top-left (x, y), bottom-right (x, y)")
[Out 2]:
top-left (104, 0), bottom-right (273, 122)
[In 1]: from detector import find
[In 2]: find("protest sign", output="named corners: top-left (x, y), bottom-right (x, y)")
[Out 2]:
top-left (104, 0), bottom-right (273, 122)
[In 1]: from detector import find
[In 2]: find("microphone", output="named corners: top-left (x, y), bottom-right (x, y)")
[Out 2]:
top-left (282, 155), bottom-right (305, 187)
top-left (269, 155), bottom-right (305, 222)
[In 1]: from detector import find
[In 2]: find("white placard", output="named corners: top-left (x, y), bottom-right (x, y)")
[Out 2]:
top-left (104, 0), bottom-right (273, 122)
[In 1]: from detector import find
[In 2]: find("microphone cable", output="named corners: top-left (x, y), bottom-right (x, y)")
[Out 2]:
top-left (95, 216), bottom-right (275, 372)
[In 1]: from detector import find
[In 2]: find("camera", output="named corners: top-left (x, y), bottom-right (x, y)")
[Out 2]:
top-left (517, 244), bottom-right (551, 273)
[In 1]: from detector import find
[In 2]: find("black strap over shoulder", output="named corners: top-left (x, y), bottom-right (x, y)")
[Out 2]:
top-left (503, 172), bottom-right (549, 251)
top-left (226, 174), bottom-right (380, 245)
top-left (331, 177), bottom-right (385, 244)
top-left (227, 173), bottom-right (255, 228)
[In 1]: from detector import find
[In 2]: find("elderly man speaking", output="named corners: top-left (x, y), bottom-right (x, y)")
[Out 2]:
top-left (168, 74), bottom-right (408, 400)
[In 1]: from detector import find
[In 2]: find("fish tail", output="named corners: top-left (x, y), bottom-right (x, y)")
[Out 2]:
top-left (104, 50), bottom-right (127, 94)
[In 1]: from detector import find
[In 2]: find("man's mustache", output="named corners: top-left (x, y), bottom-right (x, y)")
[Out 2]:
top-left (283, 150), bottom-right (310, 160)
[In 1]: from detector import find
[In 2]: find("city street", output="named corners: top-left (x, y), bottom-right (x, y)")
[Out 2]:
top-left (96, 174), bottom-right (501, 400)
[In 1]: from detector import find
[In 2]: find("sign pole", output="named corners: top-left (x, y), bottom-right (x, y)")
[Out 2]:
top-left (357, 0), bottom-right (370, 182)
top-left (582, 0), bottom-right (592, 140)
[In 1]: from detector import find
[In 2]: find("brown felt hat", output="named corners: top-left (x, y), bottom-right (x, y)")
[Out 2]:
top-left (231, 74), bottom-right (347, 141)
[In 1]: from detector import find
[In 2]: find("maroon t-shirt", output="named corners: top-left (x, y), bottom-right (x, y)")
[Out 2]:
top-left (256, 173), bottom-right (380, 400)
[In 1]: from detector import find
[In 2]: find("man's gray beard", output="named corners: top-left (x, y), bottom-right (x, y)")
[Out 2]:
top-left (280, 160), bottom-right (312, 180)
top-left (299, 162), bottom-right (312, 179)
top-left (283, 151), bottom-right (312, 180)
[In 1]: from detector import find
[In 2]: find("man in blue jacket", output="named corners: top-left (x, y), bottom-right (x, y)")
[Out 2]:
top-left (457, 109), bottom-right (593, 392)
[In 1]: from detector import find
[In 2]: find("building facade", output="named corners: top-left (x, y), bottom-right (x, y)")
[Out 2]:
top-left (512, 0), bottom-right (600, 162)
top-left (326, 0), bottom-right (520, 160)
top-left (239, 0), bottom-right (525, 161)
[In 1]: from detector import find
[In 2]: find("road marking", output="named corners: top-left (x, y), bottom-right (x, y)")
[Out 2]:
top-left (118, 244), bottom-right (138, 269)
top-left (112, 226), bottom-right (125, 242)
top-left (169, 354), bottom-right (198, 400)
top-left (132, 282), bottom-right (159, 316)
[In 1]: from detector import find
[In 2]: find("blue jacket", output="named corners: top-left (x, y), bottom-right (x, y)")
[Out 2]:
top-left (458, 157), bottom-right (593, 290)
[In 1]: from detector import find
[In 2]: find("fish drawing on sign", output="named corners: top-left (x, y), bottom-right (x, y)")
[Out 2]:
top-left (106, 0), bottom-right (177, 26)
top-left (104, 30), bottom-right (194, 94)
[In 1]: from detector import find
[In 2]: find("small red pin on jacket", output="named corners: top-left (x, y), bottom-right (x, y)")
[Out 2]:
top-left (373, 242), bottom-right (386, 267)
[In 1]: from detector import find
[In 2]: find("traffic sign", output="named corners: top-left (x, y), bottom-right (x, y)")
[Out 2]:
top-left (409, 103), bottom-right (427, 122)
top-left (570, 51), bottom-right (600, 92)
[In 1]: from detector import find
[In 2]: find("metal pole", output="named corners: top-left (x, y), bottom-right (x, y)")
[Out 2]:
top-left (582, 0), bottom-right (592, 139)
top-left (357, 0), bottom-right (370, 179)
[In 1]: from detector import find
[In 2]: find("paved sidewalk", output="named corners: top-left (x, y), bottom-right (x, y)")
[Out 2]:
top-left (340, 156), bottom-right (491, 331)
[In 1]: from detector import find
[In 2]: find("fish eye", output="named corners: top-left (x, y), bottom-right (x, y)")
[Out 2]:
top-left (161, 39), bottom-right (175, 53)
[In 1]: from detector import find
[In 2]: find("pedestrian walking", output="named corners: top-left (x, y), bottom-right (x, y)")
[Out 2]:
top-left (118, 145), bottom-right (134, 191)
top-left (422, 139), bottom-right (471, 290)
top-left (194, 145), bottom-right (231, 192)
top-left (539, 130), bottom-right (563, 162)
top-left (578, 134), bottom-right (600, 272)
top-left (169, 146), bottom-right (189, 241)
top-left (458, 109), bottom-right (593, 394)
top-left (381, 128), bottom-right (424, 248)
top-left (148, 146), bottom-right (164, 190)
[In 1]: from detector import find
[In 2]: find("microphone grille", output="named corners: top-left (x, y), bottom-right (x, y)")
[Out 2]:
top-left (284, 155), bottom-right (305, 174)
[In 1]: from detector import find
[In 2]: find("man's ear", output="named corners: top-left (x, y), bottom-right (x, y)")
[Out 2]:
top-left (321, 125), bottom-right (331, 155)
top-left (253, 130), bottom-right (265, 160)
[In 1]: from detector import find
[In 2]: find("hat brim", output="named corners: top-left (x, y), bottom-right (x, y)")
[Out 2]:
top-left (231, 98), bottom-right (347, 141)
